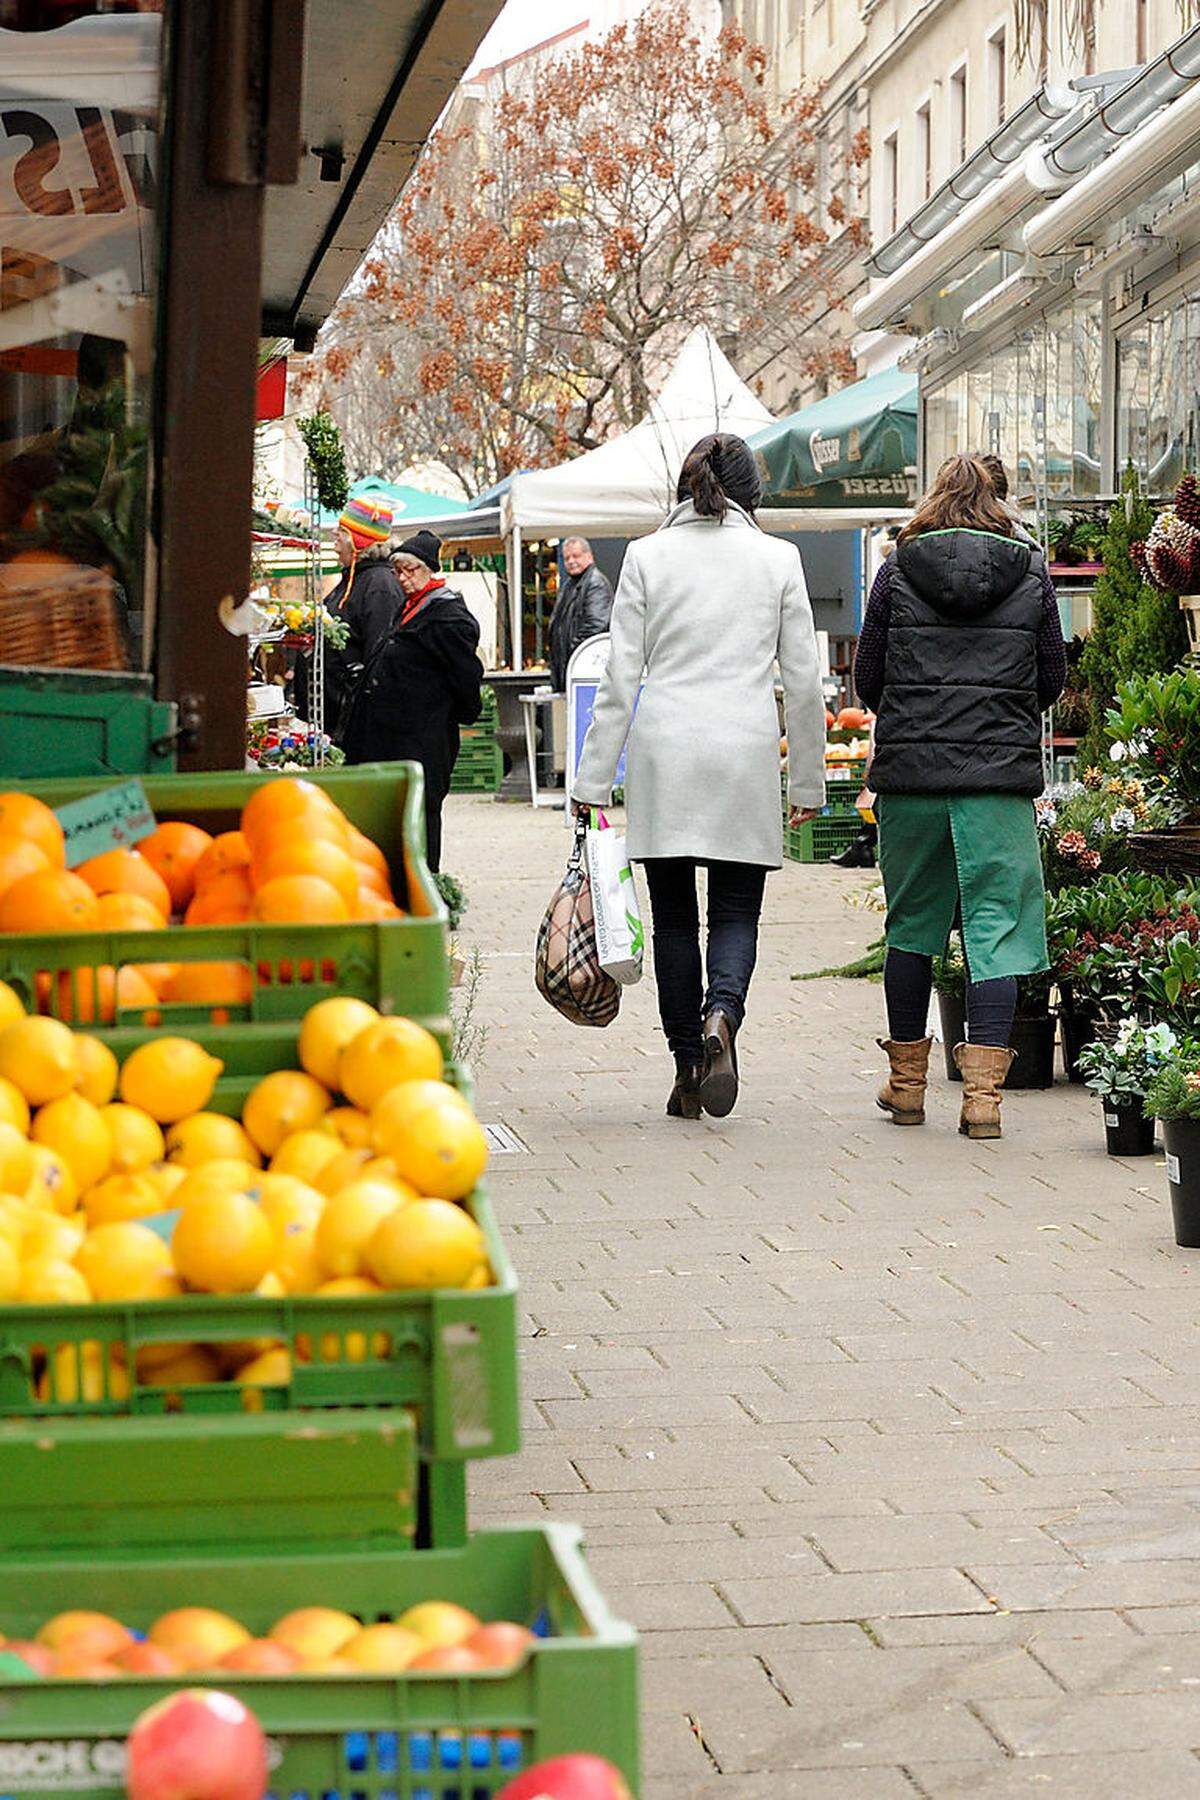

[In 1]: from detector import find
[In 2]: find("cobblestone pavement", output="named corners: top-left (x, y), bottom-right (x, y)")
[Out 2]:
top-left (446, 795), bottom-right (1200, 1798)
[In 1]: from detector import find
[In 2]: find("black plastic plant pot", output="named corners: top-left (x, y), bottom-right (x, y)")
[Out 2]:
top-left (1164, 1118), bottom-right (1200, 1248)
top-left (1101, 1094), bottom-right (1156, 1158)
top-left (1058, 987), bottom-right (1100, 1084)
top-left (937, 994), bottom-right (1056, 1089)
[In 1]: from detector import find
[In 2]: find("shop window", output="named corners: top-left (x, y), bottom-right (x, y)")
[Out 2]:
top-left (1136, 0), bottom-right (1148, 65)
top-left (988, 27), bottom-right (1007, 130)
top-left (0, 0), bottom-right (160, 671)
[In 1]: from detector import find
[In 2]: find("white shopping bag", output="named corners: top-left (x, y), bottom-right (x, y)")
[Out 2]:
top-left (584, 811), bottom-right (644, 986)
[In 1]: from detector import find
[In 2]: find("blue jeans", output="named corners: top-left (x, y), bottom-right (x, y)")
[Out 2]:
top-left (642, 859), bottom-right (768, 1063)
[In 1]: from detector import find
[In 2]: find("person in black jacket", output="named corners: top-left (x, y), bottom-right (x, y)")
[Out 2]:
top-left (548, 537), bottom-right (614, 690)
top-left (296, 493), bottom-right (399, 739)
top-left (341, 529), bottom-right (483, 872)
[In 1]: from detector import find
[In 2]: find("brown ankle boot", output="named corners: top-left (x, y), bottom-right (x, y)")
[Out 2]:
top-left (954, 1042), bottom-right (1016, 1139)
top-left (876, 1038), bottom-right (932, 1125)
top-left (667, 1060), bottom-right (703, 1121)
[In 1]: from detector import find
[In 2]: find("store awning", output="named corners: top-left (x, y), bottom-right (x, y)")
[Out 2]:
top-left (262, 0), bottom-right (506, 343)
top-left (750, 369), bottom-right (918, 509)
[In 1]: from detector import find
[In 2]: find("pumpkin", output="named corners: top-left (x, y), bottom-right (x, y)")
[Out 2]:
top-left (836, 706), bottom-right (869, 730)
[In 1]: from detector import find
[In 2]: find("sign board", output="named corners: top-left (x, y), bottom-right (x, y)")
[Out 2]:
top-left (564, 634), bottom-right (643, 811)
top-left (55, 779), bottom-right (155, 866)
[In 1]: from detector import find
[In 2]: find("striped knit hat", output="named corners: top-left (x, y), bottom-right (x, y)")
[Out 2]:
top-left (339, 494), bottom-right (393, 549)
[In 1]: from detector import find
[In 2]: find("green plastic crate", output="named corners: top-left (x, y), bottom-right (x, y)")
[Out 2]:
top-left (0, 765), bottom-right (450, 1044)
top-left (0, 1524), bottom-right (639, 1800)
top-left (0, 1410), bottom-right (418, 1554)
top-left (0, 668), bottom-right (177, 780)
top-left (451, 693), bottom-right (502, 795)
top-left (785, 811), bottom-right (863, 864)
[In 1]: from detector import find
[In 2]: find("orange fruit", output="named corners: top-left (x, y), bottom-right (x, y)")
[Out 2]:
top-left (252, 876), bottom-right (349, 925)
top-left (0, 834), bottom-right (50, 896)
top-left (172, 1190), bottom-right (274, 1293)
top-left (138, 821), bottom-right (213, 911)
top-left (185, 869), bottom-right (253, 925)
top-left (353, 861), bottom-right (392, 899)
top-left (0, 868), bottom-right (99, 933)
top-left (241, 778), bottom-right (350, 849)
top-left (0, 793), bottom-right (65, 867)
top-left (161, 962), bottom-right (252, 1008)
top-left (193, 830), bottom-right (251, 890)
top-left (251, 837), bottom-right (360, 908)
top-left (46, 964), bottom-right (158, 1026)
top-left (354, 891), bottom-right (403, 921)
top-left (345, 826), bottom-right (389, 875)
top-left (76, 848), bottom-right (170, 918)
top-left (94, 891), bottom-right (167, 933)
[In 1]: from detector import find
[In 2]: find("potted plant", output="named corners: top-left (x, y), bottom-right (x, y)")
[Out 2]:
top-left (933, 943), bottom-right (1056, 1090)
top-left (1145, 1041), bottom-right (1200, 1246)
top-left (1076, 1019), bottom-right (1173, 1157)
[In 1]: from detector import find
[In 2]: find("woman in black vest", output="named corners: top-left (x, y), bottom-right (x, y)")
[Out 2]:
top-left (853, 454), bottom-right (1066, 1140)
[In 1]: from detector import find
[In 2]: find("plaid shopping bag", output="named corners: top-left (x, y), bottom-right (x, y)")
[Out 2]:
top-left (535, 822), bottom-right (622, 1028)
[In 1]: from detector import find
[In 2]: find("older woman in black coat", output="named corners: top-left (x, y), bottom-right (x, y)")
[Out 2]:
top-left (341, 531), bottom-right (483, 872)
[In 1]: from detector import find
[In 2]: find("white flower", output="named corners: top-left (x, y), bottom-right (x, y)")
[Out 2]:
top-left (1109, 741), bottom-right (1127, 762)
top-left (1109, 807), bottom-right (1136, 833)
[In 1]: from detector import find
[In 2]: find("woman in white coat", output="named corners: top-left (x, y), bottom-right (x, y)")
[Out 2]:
top-left (572, 434), bottom-right (827, 1120)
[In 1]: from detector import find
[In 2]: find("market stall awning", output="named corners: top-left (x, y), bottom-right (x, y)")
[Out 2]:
top-left (262, 0), bottom-right (506, 343)
top-left (750, 369), bottom-right (918, 510)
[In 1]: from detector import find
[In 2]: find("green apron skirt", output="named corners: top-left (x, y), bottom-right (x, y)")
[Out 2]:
top-left (877, 793), bottom-right (1048, 982)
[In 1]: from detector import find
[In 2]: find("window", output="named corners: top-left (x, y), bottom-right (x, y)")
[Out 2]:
top-left (883, 131), bottom-right (899, 236)
top-left (1136, 0), bottom-right (1148, 62)
top-left (989, 28), bottom-right (1007, 128)
top-left (916, 101), bottom-right (932, 202)
top-left (950, 63), bottom-right (967, 167)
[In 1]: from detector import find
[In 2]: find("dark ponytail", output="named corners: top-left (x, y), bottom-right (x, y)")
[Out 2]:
top-left (676, 432), bottom-right (763, 522)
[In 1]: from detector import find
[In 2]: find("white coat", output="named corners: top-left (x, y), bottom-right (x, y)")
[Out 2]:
top-left (572, 499), bottom-right (827, 867)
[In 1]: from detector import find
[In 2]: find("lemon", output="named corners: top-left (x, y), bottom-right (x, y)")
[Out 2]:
top-left (258, 1174), bottom-right (325, 1296)
top-left (0, 1119), bottom-right (32, 1191)
top-left (22, 1210), bottom-right (86, 1263)
top-left (144, 1161), bottom-right (187, 1206)
top-left (0, 1197), bottom-right (30, 1255)
top-left (325, 1106), bottom-right (372, 1148)
top-left (464, 1261), bottom-right (492, 1290)
top-left (315, 1179), bottom-right (413, 1281)
top-left (165, 1112), bottom-right (261, 1169)
top-left (315, 1144), bottom-right (374, 1196)
top-left (16, 1254), bottom-right (91, 1304)
top-left (271, 1221), bottom-right (322, 1295)
top-left (0, 979), bottom-right (26, 1031)
top-left (76, 1222), bottom-right (177, 1302)
top-left (371, 1088), bottom-right (488, 1202)
top-left (256, 1173), bottom-right (325, 1235)
top-left (172, 1190), bottom-right (273, 1293)
top-left (269, 1128), bottom-right (342, 1186)
top-left (338, 1018), bottom-right (443, 1112)
top-left (299, 997), bottom-right (379, 1090)
top-left (0, 1017), bottom-right (80, 1106)
top-left (364, 1198), bottom-right (486, 1291)
top-left (41, 1342), bottom-right (128, 1404)
top-left (102, 1104), bottom-right (166, 1174)
top-left (172, 1158), bottom-right (260, 1213)
top-left (21, 1144), bottom-right (78, 1216)
top-left (368, 1079), bottom-right (472, 1153)
top-left (74, 1036), bottom-right (118, 1107)
top-left (0, 1076), bottom-right (30, 1135)
top-left (0, 1234), bottom-right (17, 1300)
top-left (242, 1070), bottom-right (331, 1157)
top-left (136, 1343), bottom-right (223, 1386)
top-left (119, 1038), bottom-right (223, 1123)
top-left (32, 1093), bottom-right (112, 1193)
top-left (83, 1172), bottom-right (163, 1227)
top-left (237, 1347), bottom-right (291, 1390)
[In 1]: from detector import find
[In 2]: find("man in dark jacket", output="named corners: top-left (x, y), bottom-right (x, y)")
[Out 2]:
top-left (296, 493), bottom-right (399, 739)
top-left (341, 529), bottom-right (483, 872)
top-left (548, 536), bottom-right (613, 691)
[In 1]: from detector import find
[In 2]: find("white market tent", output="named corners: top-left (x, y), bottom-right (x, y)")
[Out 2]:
top-left (497, 325), bottom-right (906, 666)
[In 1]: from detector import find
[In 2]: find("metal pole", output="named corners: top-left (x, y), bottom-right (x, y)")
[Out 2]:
top-left (507, 524), bottom-right (523, 671)
top-left (303, 456), bottom-right (325, 768)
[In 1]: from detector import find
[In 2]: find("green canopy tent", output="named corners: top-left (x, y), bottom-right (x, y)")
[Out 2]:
top-left (750, 368), bottom-right (918, 510)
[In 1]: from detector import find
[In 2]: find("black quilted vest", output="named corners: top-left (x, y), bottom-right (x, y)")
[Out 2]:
top-left (871, 528), bottom-right (1045, 797)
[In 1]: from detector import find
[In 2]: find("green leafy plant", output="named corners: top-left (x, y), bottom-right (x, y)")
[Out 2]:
top-left (1035, 778), bottom-right (1149, 893)
top-left (1106, 665), bottom-right (1200, 813)
top-left (1145, 1040), bottom-right (1200, 1122)
top-left (25, 416), bottom-right (148, 606)
top-left (1077, 1019), bottom-right (1178, 1102)
top-left (1077, 466), bottom-right (1186, 768)
top-left (434, 871), bottom-right (468, 933)
top-left (297, 413), bottom-right (350, 514)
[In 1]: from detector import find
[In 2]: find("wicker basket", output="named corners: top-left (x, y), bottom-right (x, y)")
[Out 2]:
top-left (1128, 825), bottom-right (1200, 876)
top-left (0, 565), bottom-right (127, 671)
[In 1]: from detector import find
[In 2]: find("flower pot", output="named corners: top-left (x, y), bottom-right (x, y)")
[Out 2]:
top-left (1058, 985), bottom-right (1100, 1084)
top-left (1163, 1117), bottom-right (1200, 1247)
top-left (1100, 1094), bottom-right (1156, 1158)
top-left (937, 993), bottom-right (1056, 1089)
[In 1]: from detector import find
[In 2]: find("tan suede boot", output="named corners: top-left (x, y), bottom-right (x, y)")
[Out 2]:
top-left (876, 1038), bottom-right (932, 1125)
top-left (954, 1042), bottom-right (1016, 1140)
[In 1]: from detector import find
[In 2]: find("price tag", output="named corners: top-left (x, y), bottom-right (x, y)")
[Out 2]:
top-left (55, 781), bottom-right (156, 868)
top-left (1104, 1112), bottom-right (1119, 1128)
top-left (1166, 1153), bottom-right (1181, 1184)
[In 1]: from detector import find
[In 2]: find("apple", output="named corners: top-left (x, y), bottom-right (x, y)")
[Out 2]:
top-left (408, 1643), bottom-right (483, 1673)
top-left (497, 1755), bottom-right (634, 1800)
top-left (220, 1639), bottom-right (301, 1675)
top-left (396, 1601), bottom-right (479, 1647)
top-left (467, 1621), bottom-right (535, 1669)
top-left (113, 1642), bottom-right (185, 1677)
top-left (126, 1689), bottom-right (268, 1800)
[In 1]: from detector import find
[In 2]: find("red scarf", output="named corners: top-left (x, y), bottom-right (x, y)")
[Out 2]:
top-left (398, 574), bottom-right (445, 628)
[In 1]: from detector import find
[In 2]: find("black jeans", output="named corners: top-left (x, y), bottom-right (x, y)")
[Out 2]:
top-left (642, 859), bottom-right (768, 1064)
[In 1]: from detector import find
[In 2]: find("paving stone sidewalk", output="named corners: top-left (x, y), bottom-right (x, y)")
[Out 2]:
top-left (445, 794), bottom-right (1200, 1798)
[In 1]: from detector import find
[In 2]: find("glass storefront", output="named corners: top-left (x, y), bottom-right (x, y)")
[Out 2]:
top-left (923, 292), bottom-right (1103, 504)
top-left (1116, 294), bottom-right (1200, 497)
top-left (0, 1), bottom-right (162, 670)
